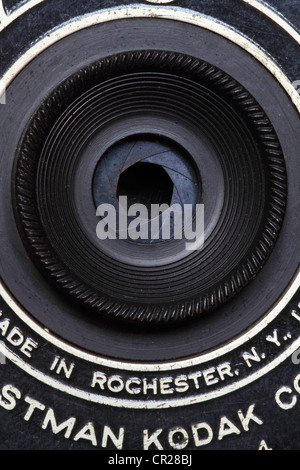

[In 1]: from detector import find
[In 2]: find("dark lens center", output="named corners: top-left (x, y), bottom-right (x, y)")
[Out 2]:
top-left (117, 161), bottom-right (174, 213)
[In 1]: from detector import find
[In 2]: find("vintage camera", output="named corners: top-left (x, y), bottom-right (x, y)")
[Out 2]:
top-left (0, 0), bottom-right (299, 451)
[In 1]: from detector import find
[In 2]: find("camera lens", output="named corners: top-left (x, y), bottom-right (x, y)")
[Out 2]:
top-left (13, 51), bottom-right (286, 324)
top-left (1, 0), bottom-right (299, 451)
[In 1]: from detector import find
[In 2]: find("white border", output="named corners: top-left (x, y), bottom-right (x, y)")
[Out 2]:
top-left (0, 3), bottom-right (299, 407)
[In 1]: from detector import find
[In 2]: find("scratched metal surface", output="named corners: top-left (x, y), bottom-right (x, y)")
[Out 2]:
top-left (0, 0), bottom-right (299, 450)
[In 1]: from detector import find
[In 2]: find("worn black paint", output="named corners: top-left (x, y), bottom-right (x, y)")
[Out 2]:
top-left (0, 0), bottom-right (299, 450)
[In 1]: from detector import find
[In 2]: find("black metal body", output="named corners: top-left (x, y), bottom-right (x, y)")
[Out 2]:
top-left (0, 0), bottom-right (299, 450)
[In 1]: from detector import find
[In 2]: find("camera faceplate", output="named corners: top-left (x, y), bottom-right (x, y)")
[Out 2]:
top-left (0, 0), bottom-right (299, 450)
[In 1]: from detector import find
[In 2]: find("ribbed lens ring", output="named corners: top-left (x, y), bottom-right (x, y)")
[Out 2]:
top-left (14, 50), bottom-right (287, 323)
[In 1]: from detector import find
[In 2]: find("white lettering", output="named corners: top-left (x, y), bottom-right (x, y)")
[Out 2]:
top-left (266, 329), bottom-right (281, 347)
top-left (6, 327), bottom-right (24, 346)
top-left (125, 378), bottom-right (141, 395)
top-left (160, 377), bottom-right (174, 395)
top-left (143, 429), bottom-right (164, 450)
top-left (42, 408), bottom-right (76, 438)
top-left (91, 372), bottom-right (107, 390)
top-left (218, 417), bottom-right (241, 440)
top-left (0, 384), bottom-right (21, 410)
top-left (203, 367), bottom-right (219, 386)
top-left (242, 347), bottom-right (262, 367)
top-left (168, 427), bottom-right (189, 450)
top-left (192, 422), bottom-right (213, 447)
top-left (275, 386), bottom-right (297, 410)
top-left (238, 404), bottom-right (263, 431)
top-left (107, 376), bottom-right (124, 393)
top-left (50, 357), bottom-right (75, 379)
top-left (102, 426), bottom-right (125, 449)
top-left (24, 396), bottom-right (46, 421)
top-left (73, 422), bottom-right (97, 447)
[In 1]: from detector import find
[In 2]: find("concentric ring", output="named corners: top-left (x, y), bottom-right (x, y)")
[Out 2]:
top-left (13, 50), bottom-right (287, 324)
